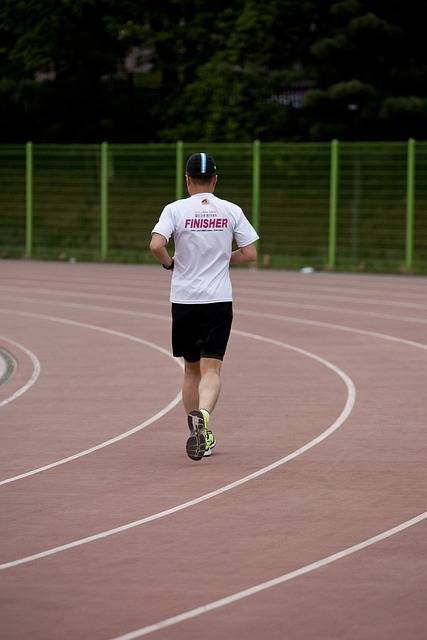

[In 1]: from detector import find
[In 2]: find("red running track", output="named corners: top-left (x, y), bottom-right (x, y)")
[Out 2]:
top-left (0, 260), bottom-right (426, 639)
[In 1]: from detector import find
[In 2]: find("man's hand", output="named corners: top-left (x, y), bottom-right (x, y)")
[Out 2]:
top-left (162, 259), bottom-right (174, 270)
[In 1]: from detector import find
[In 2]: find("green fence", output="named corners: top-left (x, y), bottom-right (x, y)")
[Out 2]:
top-left (0, 140), bottom-right (425, 273)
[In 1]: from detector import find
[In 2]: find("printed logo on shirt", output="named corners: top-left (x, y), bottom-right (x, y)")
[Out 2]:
top-left (184, 209), bottom-right (229, 232)
top-left (185, 218), bottom-right (228, 230)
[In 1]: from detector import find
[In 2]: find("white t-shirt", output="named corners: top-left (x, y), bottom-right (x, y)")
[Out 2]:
top-left (152, 192), bottom-right (259, 303)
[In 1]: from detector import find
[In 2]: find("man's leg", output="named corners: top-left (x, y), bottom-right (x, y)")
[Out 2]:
top-left (182, 360), bottom-right (201, 413)
top-left (198, 357), bottom-right (222, 413)
top-left (186, 357), bottom-right (221, 461)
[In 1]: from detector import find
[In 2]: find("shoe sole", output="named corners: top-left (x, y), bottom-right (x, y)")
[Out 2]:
top-left (186, 411), bottom-right (207, 461)
top-left (186, 433), bottom-right (206, 460)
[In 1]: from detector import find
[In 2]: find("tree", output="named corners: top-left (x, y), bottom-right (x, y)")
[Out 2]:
top-left (0, 0), bottom-right (138, 140)
top-left (305, 0), bottom-right (427, 139)
top-left (0, 0), bottom-right (426, 141)
top-left (158, 0), bottom-right (321, 141)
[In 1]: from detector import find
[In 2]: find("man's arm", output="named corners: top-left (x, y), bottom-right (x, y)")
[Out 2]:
top-left (149, 233), bottom-right (174, 269)
top-left (230, 242), bottom-right (257, 265)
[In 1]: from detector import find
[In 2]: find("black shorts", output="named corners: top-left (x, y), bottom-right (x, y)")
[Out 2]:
top-left (171, 302), bottom-right (233, 362)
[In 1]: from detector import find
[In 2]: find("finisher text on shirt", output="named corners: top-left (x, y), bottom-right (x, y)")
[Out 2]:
top-left (185, 218), bottom-right (229, 229)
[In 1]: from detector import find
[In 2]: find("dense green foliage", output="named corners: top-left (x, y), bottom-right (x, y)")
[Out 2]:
top-left (0, 0), bottom-right (426, 142)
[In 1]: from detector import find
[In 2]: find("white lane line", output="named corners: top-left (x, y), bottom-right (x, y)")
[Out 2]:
top-left (234, 285), bottom-right (427, 310)
top-left (0, 336), bottom-right (41, 408)
top-left (2, 285), bottom-right (427, 326)
top-left (0, 295), bottom-right (169, 322)
top-left (0, 329), bottom-right (356, 570)
top-left (0, 310), bottom-right (183, 486)
top-left (236, 296), bottom-right (427, 325)
top-left (1, 295), bottom-right (426, 485)
top-left (41, 276), bottom-right (420, 312)
top-left (109, 510), bottom-right (427, 639)
top-left (0, 286), bottom-right (164, 307)
top-left (1, 294), bottom-right (425, 570)
top-left (237, 281), bottom-right (427, 300)
top-left (2, 294), bottom-right (426, 353)
top-left (236, 309), bottom-right (427, 352)
top-left (0, 393), bottom-right (181, 487)
top-left (1, 268), bottom-right (425, 302)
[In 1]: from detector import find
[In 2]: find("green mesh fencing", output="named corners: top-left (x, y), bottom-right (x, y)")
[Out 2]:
top-left (337, 143), bottom-right (408, 270)
top-left (415, 142), bottom-right (427, 269)
top-left (108, 144), bottom-right (176, 261)
top-left (32, 145), bottom-right (100, 259)
top-left (260, 143), bottom-right (331, 268)
top-left (0, 141), bottom-right (426, 273)
top-left (0, 145), bottom-right (26, 256)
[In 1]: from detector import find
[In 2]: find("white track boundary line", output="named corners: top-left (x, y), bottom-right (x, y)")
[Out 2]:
top-left (110, 510), bottom-right (427, 639)
top-left (1, 267), bottom-right (426, 300)
top-left (237, 296), bottom-right (427, 325)
top-left (0, 310), bottom-right (183, 486)
top-left (2, 287), bottom-right (427, 325)
top-left (0, 287), bottom-right (166, 309)
top-left (237, 309), bottom-right (427, 351)
top-left (235, 284), bottom-right (427, 310)
top-left (0, 329), bottom-right (356, 570)
top-left (2, 296), bottom-right (426, 570)
top-left (1, 295), bottom-right (168, 322)
top-left (2, 294), bottom-right (426, 353)
top-left (0, 336), bottom-right (41, 408)
top-left (1, 298), bottom-right (426, 485)
top-left (238, 280), bottom-right (427, 300)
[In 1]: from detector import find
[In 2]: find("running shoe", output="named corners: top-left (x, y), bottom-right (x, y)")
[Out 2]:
top-left (199, 409), bottom-right (216, 457)
top-left (203, 430), bottom-right (216, 457)
top-left (186, 410), bottom-right (207, 461)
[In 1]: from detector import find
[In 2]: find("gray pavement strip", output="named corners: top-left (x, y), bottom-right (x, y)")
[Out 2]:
top-left (0, 347), bottom-right (17, 386)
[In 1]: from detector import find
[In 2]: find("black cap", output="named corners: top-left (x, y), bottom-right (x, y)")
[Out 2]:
top-left (185, 153), bottom-right (217, 177)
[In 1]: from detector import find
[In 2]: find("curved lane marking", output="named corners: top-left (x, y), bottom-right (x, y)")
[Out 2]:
top-left (2, 295), bottom-right (426, 352)
top-left (1, 295), bottom-right (426, 485)
top-left (1, 296), bottom-right (168, 322)
top-left (0, 311), bottom-right (183, 486)
top-left (0, 273), bottom-right (425, 306)
top-left (110, 510), bottom-right (427, 639)
top-left (236, 309), bottom-right (427, 352)
top-left (2, 287), bottom-right (427, 326)
top-left (236, 296), bottom-right (427, 325)
top-left (1, 295), bottom-right (426, 570)
top-left (234, 284), bottom-right (427, 310)
top-left (0, 336), bottom-right (41, 408)
top-left (0, 327), bottom-right (356, 570)
top-left (6, 281), bottom-right (424, 311)
top-left (238, 280), bottom-right (427, 300)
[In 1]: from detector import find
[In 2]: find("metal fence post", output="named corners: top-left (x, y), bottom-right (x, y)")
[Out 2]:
top-left (100, 141), bottom-right (109, 259)
top-left (176, 140), bottom-right (184, 200)
top-left (252, 139), bottom-right (261, 235)
top-left (328, 139), bottom-right (339, 269)
top-left (406, 138), bottom-right (415, 271)
top-left (25, 141), bottom-right (33, 257)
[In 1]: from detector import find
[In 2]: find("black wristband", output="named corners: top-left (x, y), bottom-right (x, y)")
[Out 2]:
top-left (162, 259), bottom-right (174, 270)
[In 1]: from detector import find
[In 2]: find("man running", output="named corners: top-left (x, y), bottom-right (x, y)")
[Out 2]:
top-left (150, 152), bottom-right (259, 461)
